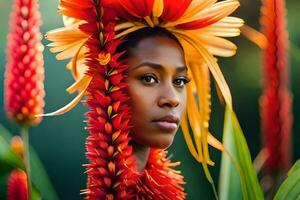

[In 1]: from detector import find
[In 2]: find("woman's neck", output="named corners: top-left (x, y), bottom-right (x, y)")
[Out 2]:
top-left (132, 142), bottom-right (150, 172)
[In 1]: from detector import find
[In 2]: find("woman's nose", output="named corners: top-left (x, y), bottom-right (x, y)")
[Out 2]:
top-left (158, 84), bottom-right (180, 108)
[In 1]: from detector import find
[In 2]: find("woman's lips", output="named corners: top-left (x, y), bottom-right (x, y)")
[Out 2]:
top-left (152, 120), bottom-right (178, 132)
top-left (152, 115), bottom-right (179, 132)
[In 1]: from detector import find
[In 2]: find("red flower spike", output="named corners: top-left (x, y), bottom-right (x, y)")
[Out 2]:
top-left (5, 0), bottom-right (45, 126)
top-left (260, 0), bottom-right (293, 174)
top-left (7, 170), bottom-right (28, 200)
top-left (129, 149), bottom-right (186, 199)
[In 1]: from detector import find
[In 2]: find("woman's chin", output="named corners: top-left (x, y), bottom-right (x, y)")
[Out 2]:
top-left (131, 130), bottom-right (177, 149)
top-left (146, 135), bottom-right (175, 149)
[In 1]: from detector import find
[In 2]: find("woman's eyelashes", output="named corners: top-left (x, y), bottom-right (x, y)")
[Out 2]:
top-left (139, 73), bottom-right (191, 87)
top-left (173, 76), bottom-right (191, 88)
top-left (140, 73), bottom-right (158, 85)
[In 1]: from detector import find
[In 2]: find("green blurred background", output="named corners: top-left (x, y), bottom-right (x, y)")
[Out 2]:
top-left (0, 0), bottom-right (299, 199)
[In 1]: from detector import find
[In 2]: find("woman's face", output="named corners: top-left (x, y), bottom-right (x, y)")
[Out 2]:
top-left (126, 35), bottom-right (188, 149)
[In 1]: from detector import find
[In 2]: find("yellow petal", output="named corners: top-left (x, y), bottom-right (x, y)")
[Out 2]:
top-left (115, 25), bottom-right (147, 39)
top-left (164, 0), bottom-right (239, 28)
top-left (215, 16), bottom-right (245, 28)
top-left (66, 74), bottom-right (92, 94)
top-left (153, 0), bottom-right (164, 17)
top-left (67, 57), bottom-right (88, 80)
top-left (46, 27), bottom-right (88, 60)
top-left (36, 78), bottom-right (91, 117)
top-left (55, 39), bottom-right (87, 60)
top-left (180, 112), bottom-right (201, 162)
top-left (190, 60), bottom-right (214, 166)
top-left (187, 78), bottom-right (214, 182)
top-left (186, 83), bottom-right (203, 162)
top-left (180, 0), bottom-right (217, 20)
top-left (49, 38), bottom-right (87, 54)
top-left (208, 132), bottom-right (225, 151)
top-left (144, 16), bottom-right (155, 28)
top-left (241, 24), bottom-right (267, 49)
top-left (115, 22), bottom-right (135, 31)
top-left (66, 46), bottom-right (88, 79)
top-left (62, 15), bottom-right (84, 27)
top-left (197, 34), bottom-right (237, 57)
top-left (46, 28), bottom-right (88, 42)
top-left (197, 27), bottom-right (240, 37)
top-left (173, 30), bottom-right (233, 108)
top-left (194, 17), bottom-right (244, 37)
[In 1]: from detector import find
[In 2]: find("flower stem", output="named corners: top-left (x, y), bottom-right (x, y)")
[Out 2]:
top-left (21, 126), bottom-right (31, 200)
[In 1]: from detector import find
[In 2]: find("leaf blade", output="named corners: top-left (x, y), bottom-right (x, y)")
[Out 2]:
top-left (219, 106), bottom-right (264, 200)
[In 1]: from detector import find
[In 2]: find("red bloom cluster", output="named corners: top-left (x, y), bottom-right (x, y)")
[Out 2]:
top-left (64, 2), bottom-right (138, 199)
top-left (7, 170), bottom-right (28, 200)
top-left (132, 149), bottom-right (186, 199)
top-left (260, 0), bottom-right (292, 173)
top-left (5, 0), bottom-right (45, 126)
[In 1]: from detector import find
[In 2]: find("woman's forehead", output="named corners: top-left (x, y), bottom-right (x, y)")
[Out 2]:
top-left (127, 36), bottom-right (186, 70)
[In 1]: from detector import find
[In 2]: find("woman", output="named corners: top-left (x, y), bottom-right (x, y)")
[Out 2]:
top-left (120, 27), bottom-right (189, 171)
top-left (43, 0), bottom-right (243, 199)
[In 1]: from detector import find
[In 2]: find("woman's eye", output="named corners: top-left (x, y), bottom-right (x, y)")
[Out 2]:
top-left (173, 77), bottom-right (191, 87)
top-left (140, 74), bottom-right (158, 84)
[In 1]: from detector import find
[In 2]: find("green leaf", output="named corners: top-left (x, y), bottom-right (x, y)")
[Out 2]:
top-left (219, 114), bottom-right (242, 200)
top-left (274, 159), bottom-right (300, 200)
top-left (32, 184), bottom-right (42, 200)
top-left (29, 146), bottom-right (59, 200)
top-left (0, 173), bottom-right (10, 200)
top-left (0, 124), bottom-right (13, 142)
top-left (288, 159), bottom-right (300, 176)
top-left (0, 124), bottom-right (59, 200)
top-left (219, 106), bottom-right (264, 200)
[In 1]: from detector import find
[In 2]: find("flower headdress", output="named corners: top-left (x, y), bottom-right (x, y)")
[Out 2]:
top-left (42, 0), bottom-right (243, 198)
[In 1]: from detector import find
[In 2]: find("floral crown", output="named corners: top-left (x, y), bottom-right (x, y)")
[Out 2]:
top-left (43, 0), bottom-right (243, 181)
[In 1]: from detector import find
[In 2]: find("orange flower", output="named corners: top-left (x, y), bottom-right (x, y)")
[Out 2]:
top-left (5, 0), bottom-right (45, 126)
top-left (7, 170), bottom-right (28, 200)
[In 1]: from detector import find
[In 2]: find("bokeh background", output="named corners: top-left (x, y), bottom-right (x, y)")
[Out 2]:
top-left (0, 0), bottom-right (299, 199)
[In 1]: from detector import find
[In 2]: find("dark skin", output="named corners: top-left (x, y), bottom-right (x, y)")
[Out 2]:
top-left (125, 35), bottom-right (189, 171)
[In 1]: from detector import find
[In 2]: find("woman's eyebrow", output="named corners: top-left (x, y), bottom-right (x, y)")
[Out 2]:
top-left (132, 62), bottom-right (188, 72)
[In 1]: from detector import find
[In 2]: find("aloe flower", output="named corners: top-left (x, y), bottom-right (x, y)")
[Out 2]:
top-left (4, 0), bottom-right (45, 198)
top-left (7, 136), bottom-right (27, 200)
top-left (260, 0), bottom-right (292, 173)
top-left (4, 0), bottom-right (45, 126)
top-left (7, 170), bottom-right (28, 200)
